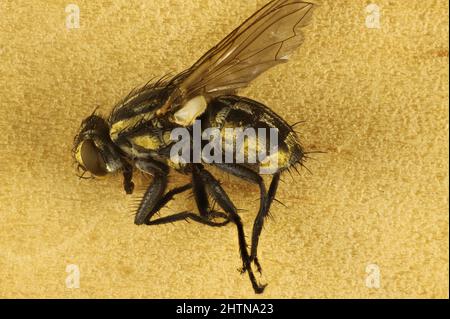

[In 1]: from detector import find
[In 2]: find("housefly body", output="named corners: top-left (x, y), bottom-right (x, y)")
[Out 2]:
top-left (73, 0), bottom-right (317, 294)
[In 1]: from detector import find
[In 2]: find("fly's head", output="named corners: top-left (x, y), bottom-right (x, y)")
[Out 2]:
top-left (73, 114), bottom-right (123, 178)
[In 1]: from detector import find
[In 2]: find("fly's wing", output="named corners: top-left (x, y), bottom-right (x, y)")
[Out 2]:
top-left (161, 0), bottom-right (316, 121)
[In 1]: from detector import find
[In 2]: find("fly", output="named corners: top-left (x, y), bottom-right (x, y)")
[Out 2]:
top-left (73, 0), bottom-right (317, 294)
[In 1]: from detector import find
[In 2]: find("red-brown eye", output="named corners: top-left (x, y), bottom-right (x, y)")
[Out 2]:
top-left (79, 139), bottom-right (108, 176)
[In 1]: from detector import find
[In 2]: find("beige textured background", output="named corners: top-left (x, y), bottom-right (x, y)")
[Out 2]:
top-left (0, 0), bottom-right (448, 298)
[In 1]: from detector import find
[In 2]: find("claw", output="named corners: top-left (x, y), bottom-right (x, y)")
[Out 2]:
top-left (238, 265), bottom-right (247, 274)
top-left (254, 283), bottom-right (268, 294)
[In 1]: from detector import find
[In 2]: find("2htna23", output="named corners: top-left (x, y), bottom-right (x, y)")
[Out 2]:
top-left (177, 303), bottom-right (274, 316)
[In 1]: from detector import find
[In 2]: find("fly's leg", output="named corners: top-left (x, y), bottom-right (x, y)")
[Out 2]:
top-left (148, 184), bottom-right (192, 217)
top-left (145, 211), bottom-right (230, 227)
top-left (122, 161), bottom-right (135, 195)
top-left (192, 165), bottom-right (231, 223)
top-left (194, 165), bottom-right (267, 294)
top-left (215, 163), bottom-right (268, 274)
top-left (140, 181), bottom-right (230, 227)
top-left (251, 172), bottom-right (281, 263)
top-left (134, 160), bottom-right (169, 225)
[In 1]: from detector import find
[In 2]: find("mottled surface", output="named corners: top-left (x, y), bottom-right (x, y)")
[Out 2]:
top-left (0, 0), bottom-right (448, 298)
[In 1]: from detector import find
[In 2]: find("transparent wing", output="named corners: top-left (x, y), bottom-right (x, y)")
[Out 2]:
top-left (164, 0), bottom-right (316, 113)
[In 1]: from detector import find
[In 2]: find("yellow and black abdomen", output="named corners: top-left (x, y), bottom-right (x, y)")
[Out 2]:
top-left (203, 96), bottom-right (305, 173)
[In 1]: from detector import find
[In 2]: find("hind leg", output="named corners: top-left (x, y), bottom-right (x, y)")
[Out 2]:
top-left (194, 165), bottom-right (266, 294)
top-left (215, 163), bottom-right (273, 273)
top-left (215, 164), bottom-right (281, 273)
top-left (250, 172), bottom-right (280, 264)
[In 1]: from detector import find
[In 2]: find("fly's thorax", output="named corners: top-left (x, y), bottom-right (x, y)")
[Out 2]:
top-left (109, 112), bottom-right (156, 142)
top-left (130, 129), bottom-right (173, 151)
top-left (113, 120), bottom-right (175, 161)
top-left (108, 81), bottom-right (177, 142)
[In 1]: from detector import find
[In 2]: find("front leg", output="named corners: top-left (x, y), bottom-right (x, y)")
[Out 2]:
top-left (143, 183), bottom-right (231, 227)
top-left (122, 160), bottom-right (135, 195)
top-left (134, 159), bottom-right (169, 225)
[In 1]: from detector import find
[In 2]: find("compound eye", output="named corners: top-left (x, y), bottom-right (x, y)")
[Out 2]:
top-left (79, 139), bottom-right (108, 176)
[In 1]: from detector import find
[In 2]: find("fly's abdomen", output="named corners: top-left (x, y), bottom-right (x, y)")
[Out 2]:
top-left (204, 96), bottom-right (305, 173)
